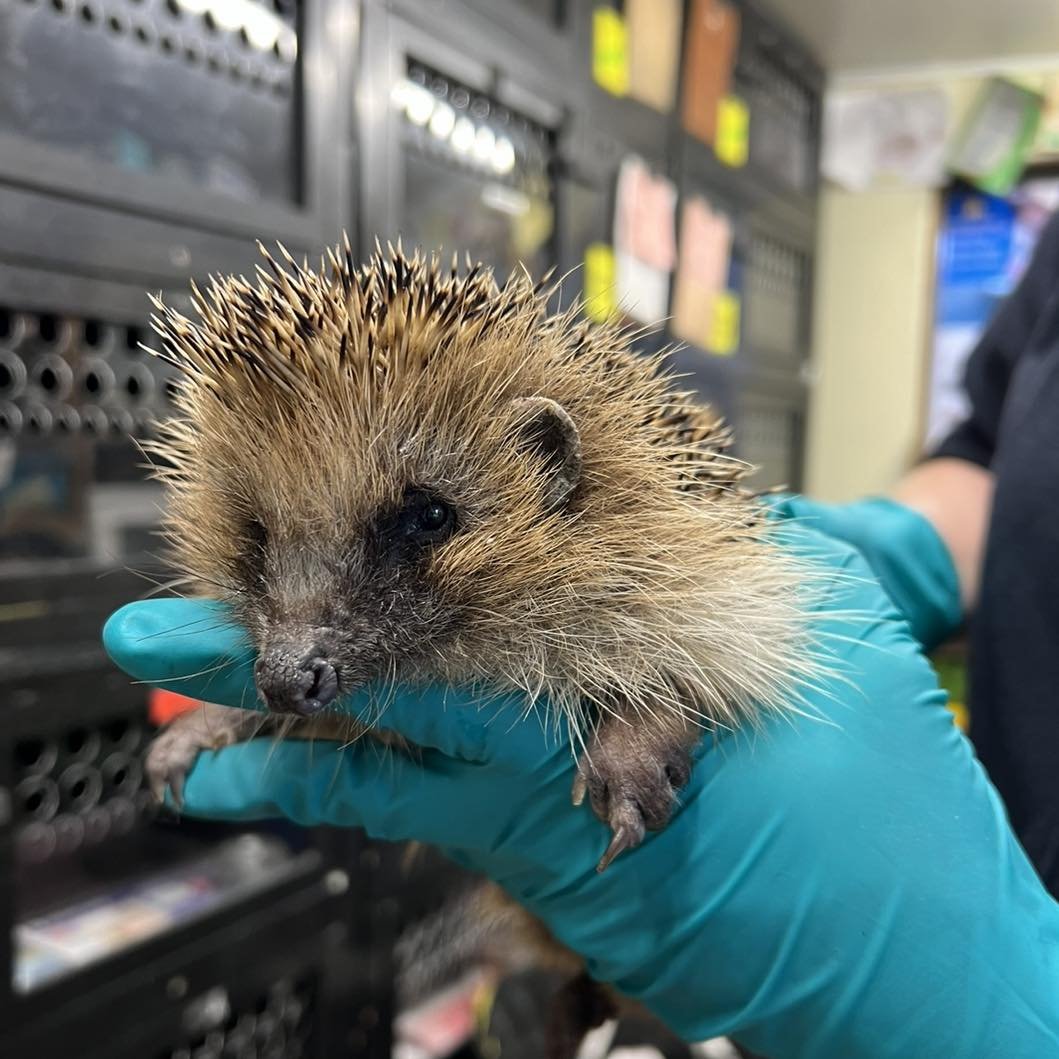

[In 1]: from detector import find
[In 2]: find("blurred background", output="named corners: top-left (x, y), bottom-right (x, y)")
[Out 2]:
top-left (0, 0), bottom-right (1057, 1056)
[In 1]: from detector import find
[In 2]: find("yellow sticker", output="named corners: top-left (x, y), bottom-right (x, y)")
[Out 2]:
top-left (706, 290), bottom-right (740, 355)
top-left (472, 978), bottom-right (497, 1033)
top-left (715, 95), bottom-right (749, 168)
top-left (947, 700), bottom-right (970, 732)
top-left (584, 242), bottom-right (618, 323)
top-left (592, 7), bottom-right (629, 97)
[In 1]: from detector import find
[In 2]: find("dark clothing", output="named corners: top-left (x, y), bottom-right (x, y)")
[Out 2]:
top-left (934, 210), bottom-right (1059, 896)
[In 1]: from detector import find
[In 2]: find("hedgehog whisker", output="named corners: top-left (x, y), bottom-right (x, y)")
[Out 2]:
top-left (130, 654), bottom-right (243, 687)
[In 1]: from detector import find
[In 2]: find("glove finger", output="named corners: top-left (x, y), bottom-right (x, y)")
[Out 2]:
top-left (176, 738), bottom-right (494, 847)
top-left (105, 600), bottom-right (569, 765)
top-left (104, 599), bottom-right (256, 709)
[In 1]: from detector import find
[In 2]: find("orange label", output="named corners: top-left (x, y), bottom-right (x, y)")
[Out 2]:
top-left (148, 688), bottom-right (200, 725)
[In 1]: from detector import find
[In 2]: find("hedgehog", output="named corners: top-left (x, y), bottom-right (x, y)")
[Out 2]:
top-left (140, 238), bottom-right (820, 1056)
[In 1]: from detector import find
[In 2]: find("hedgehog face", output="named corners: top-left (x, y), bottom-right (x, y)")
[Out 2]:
top-left (240, 483), bottom-right (467, 715)
top-left (178, 394), bottom-right (586, 717)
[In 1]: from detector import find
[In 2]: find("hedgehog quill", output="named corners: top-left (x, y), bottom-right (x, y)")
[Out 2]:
top-left (143, 238), bottom-right (823, 1055)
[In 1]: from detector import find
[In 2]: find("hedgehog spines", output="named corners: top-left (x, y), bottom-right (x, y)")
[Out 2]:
top-left (146, 237), bottom-right (824, 739)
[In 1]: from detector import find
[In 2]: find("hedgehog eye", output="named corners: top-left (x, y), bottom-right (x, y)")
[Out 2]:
top-left (419, 500), bottom-right (451, 532)
top-left (403, 489), bottom-right (456, 543)
top-left (371, 488), bottom-right (459, 559)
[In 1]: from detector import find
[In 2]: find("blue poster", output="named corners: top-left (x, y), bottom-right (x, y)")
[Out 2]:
top-left (927, 182), bottom-right (1057, 448)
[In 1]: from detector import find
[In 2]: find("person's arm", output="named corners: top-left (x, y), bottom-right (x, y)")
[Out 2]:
top-left (889, 458), bottom-right (993, 613)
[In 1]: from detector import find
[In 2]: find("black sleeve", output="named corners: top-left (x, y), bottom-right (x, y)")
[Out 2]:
top-left (932, 209), bottom-right (1059, 468)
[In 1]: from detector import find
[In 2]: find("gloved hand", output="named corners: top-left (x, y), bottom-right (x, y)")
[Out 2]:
top-left (766, 494), bottom-right (963, 651)
top-left (104, 516), bottom-right (1059, 1058)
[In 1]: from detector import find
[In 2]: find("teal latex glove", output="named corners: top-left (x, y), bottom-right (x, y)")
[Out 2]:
top-left (104, 518), bottom-right (1059, 1058)
top-left (767, 494), bottom-right (963, 651)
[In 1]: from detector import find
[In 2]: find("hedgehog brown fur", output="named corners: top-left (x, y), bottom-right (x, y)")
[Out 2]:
top-left (142, 238), bottom-right (821, 1056)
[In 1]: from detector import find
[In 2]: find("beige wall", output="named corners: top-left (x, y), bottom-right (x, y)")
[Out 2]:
top-left (804, 186), bottom-right (938, 500)
top-left (804, 67), bottom-right (1059, 501)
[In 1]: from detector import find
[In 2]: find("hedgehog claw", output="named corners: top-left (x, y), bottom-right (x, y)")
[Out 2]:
top-left (168, 772), bottom-right (186, 811)
top-left (596, 818), bottom-right (644, 873)
top-left (571, 773), bottom-right (588, 806)
top-left (597, 793), bottom-right (648, 871)
top-left (145, 726), bottom-right (199, 813)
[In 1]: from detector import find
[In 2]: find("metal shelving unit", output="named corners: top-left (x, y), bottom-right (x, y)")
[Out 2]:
top-left (0, 1), bottom-right (822, 1054)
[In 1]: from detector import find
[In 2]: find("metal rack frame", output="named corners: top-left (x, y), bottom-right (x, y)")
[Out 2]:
top-left (0, 2), bottom-right (824, 1055)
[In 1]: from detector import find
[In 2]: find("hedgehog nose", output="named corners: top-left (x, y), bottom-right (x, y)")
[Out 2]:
top-left (255, 646), bottom-right (339, 717)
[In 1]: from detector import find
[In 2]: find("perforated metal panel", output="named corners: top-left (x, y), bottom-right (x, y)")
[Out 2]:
top-left (155, 974), bottom-right (317, 1059)
top-left (745, 234), bottom-right (807, 360)
top-left (738, 39), bottom-right (816, 193)
top-left (738, 396), bottom-right (803, 491)
top-left (0, 305), bottom-right (174, 439)
top-left (14, 712), bottom-right (153, 865)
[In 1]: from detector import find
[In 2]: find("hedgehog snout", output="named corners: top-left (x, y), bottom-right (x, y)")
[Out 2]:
top-left (255, 642), bottom-right (340, 717)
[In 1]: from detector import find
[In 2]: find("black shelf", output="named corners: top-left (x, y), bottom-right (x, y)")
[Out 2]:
top-left (3, 853), bottom-right (347, 1059)
top-left (12, 833), bottom-right (321, 1001)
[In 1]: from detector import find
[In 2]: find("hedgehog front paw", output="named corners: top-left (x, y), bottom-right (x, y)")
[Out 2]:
top-left (144, 704), bottom-right (253, 808)
top-left (571, 725), bottom-right (692, 872)
top-left (145, 723), bottom-right (206, 809)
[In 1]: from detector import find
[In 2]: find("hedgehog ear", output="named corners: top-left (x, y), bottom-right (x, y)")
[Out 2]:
top-left (512, 396), bottom-right (582, 511)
